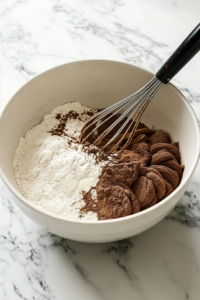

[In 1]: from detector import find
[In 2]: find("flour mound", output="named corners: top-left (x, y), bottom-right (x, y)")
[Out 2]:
top-left (13, 102), bottom-right (106, 221)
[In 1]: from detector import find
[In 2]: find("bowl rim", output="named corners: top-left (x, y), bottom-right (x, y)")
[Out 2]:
top-left (0, 59), bottom-right (200, 225)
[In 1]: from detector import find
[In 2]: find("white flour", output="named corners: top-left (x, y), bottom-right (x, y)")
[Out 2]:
top-left (13, 102), bottom-right (108, 221)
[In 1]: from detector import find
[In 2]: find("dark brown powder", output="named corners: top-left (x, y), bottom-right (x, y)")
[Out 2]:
top-left (49, 110), bottom-right (95, 137)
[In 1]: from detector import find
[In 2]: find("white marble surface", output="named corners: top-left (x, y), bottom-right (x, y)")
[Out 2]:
top-left (0, 0), bottom-right (200, 299)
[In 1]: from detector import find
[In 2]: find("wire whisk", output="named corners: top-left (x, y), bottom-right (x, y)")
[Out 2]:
top-left (80, 24), bottom-right (200, 154)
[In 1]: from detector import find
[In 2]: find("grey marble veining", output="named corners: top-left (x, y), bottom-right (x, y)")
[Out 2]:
top-left (0, 0), bottom-right (200, 299)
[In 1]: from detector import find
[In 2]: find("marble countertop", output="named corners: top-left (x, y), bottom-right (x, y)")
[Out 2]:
top-left (1, 0), bottom-right (200, 299)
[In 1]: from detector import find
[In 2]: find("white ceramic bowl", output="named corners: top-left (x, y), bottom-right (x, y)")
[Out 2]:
top-left (0, 60), bottom-right (199, 243)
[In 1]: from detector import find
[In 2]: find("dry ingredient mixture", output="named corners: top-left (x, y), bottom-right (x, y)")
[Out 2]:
top-left (14, 101), bottom-right (184, 221)
top-left (13, 102), bottom-right (107, 220)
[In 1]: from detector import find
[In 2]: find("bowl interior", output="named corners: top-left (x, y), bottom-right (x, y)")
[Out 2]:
top-left (0, 60), bottom-right (199, 198)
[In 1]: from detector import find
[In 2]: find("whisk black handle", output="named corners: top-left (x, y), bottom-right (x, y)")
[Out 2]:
top-left (156, 23), bottom-right (200, 84)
